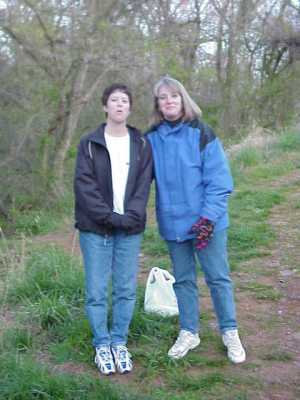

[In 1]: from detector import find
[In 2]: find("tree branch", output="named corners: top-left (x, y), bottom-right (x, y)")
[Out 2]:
top-left (1, 26), bottom-right (56, 80)
top-left (22, 0), bottom-right (55, 50)
top-left (81, 69), bottom-right (109, 105)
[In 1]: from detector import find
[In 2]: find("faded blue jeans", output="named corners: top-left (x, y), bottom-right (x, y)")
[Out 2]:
top-left (166, 229), bottom-right (237, 334)
top-left (79, 230), bottom-right (142, 348)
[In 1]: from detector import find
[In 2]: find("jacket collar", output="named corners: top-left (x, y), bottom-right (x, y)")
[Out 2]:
top-left (88, 123), bottom-right (106, 145)
top-left (89, 123), bottom-right (140, 145)
top-left (147, 118), bottom-right (202, 135)
top-left (157, 120), bottom-right (184, 136)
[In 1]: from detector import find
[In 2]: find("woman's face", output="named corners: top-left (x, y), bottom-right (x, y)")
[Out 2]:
top-left (104, 90), bottom-right (131, 123)
top-left (157, 85), bottom-right (183, 121)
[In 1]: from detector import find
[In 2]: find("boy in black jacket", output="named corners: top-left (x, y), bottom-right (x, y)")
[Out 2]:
top-left (74, 84), bottom-right (152, 375)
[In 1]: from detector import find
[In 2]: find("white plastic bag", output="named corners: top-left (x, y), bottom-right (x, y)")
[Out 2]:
top-left (144, 267), bottom-right (179, 317)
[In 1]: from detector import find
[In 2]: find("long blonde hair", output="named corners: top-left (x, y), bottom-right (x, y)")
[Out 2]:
top-left (151, 76), bottom-right (202, 125)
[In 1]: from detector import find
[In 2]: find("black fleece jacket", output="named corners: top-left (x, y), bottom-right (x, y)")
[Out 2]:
top-left (74, 123), bottom-right (153, 235)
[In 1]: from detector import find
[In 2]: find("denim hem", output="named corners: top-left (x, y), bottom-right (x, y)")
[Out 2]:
top-left (111, 341), bottom-right (127, 348)
top-left (180, 327), bottom-right (199, 335)
top-left (94, 343), bottom-right (111, 349)
top-left (220, 326), bottom-right (238, 334)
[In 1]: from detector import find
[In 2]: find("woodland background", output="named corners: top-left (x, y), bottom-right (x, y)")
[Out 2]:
top-left (0, 0), bottom-right (300, 232)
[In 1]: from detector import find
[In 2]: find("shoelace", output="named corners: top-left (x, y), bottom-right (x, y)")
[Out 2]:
top-left (175, 331), bottom-right (192, 347)
top-left (225, 333), bottom-right (242, 351)
top-left (97, 347), bottom-right (112, 363)
top-left (115, 345), bottom-right (131, 361)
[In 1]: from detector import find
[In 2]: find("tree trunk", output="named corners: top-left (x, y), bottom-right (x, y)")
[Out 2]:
top-left (51, 61), bottom-right (107, 195)
top-left (51, 106), bottom-right (81, 195)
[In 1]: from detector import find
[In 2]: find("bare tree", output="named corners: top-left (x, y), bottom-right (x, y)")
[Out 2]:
top-left (1, 0), bottom-right (146, 194)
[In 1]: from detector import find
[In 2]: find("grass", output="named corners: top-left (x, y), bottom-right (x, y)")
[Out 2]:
top-left (0, 243), bottom-right (243, 398)
top-left (47, 315), bottom-right (94, 364)
top-left (261, 350), bottom-right (294, 362)
top-left (238, 282), bottom-right (282, 301)
top-left (7, 245), bottom-right (84, 304)
top-left (0, 354), bottom-right (150, 400)
top-left (1, 326), bottom-right (34, 353)
top-left (1, 129), bottom-right (300, 399)
top-left (247, 161), bottom-right (295, 181)
top-left (168, 370), bottom-right (232, 391)
top-left (233, 147), bottom-right (263, 168)
top-left (276, 130), bottom-right (300, 152)
top-left (142, 225), bottom-right (168, 257)
top-left (227, 137), bottom-right (296, 270)
top-left (2, 190), bottom-right (73, 237)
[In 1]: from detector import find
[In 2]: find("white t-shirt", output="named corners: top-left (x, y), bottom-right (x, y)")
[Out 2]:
top-left (104, 132), bottom-right (130, 215)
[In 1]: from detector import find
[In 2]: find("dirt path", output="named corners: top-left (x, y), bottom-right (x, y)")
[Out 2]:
top-left (233, 171), bottom-right (300, 399)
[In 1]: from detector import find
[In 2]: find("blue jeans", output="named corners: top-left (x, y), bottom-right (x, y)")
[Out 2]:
top-left (166, 229), bottom-right (237, 334)
top-left (79, 231), bottom-right (142, 348)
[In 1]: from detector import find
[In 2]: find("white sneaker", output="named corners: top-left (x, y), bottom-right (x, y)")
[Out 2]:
top-left (95, 345), bottom-right (116, 375)
top-left (222, 329), bottom-right (246, 363)
top-left (111, 345), bottom-right (133, 374)
top-left (168, 330), bottom-right (200, 359)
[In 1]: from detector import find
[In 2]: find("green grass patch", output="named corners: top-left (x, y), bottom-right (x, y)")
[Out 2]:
top-left (276, 131), bottom-right (300, 152)
top-left (230, 189), bottom-right (284, 218)
top-left (0, 354), bottom-right (149, 400)
top-left (247, 161), bottom-right (295, 181)
top-left (48, 317), bottom-right (93, 364)
top-left (0, 326), bottom-right (34, 353)
top-left (228, 223), bottom-right (275, 270)
top-left (6, 246), bottom-right (84, 332)
top-left (144, 256), bottom-right (172, 270)
top-left (230, 130), bottom-right (300, 186)
top-left (228, 189), bottom-right (284, 268)
top-left (5, 190), bottom-right (74, 236)
top-left (13, 209), bottom-right (61, 236)
top-left (239, 282), bottom-right (281, 301)
top-left (234, 148), bottom-right (263, 167)
top-left (261, 350), bottom-right (294, 361)
top-left (7, 245), bottom-right (84, 304)
top-left (142, 226), bottom-right (168, 256)
top-left (29, 292), bottom-right (81, 329)
top-left (169, 371), bottom-right (228, 390)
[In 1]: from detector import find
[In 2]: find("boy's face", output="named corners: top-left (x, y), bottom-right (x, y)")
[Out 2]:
top-left (104, 90), bottom-right (131, 123)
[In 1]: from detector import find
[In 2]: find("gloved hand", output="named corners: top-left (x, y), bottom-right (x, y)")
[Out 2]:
top-left (122, 213), bottom-right (142, 233)
top-left (110, 212), bottom-right (141, 232)
top-left (189, 217), bottom-right (214, 250)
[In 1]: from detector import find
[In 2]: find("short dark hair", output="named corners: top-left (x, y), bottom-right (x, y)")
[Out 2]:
top-left (101, 83), bottom-right (133, 108)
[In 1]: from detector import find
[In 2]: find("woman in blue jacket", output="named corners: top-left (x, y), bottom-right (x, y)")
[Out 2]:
top-left (74, 84), bottom-right (152, 375)
top-left (147, 76), bottom-right (246, 363)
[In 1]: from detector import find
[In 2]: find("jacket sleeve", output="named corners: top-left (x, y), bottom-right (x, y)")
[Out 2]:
top-left (110, 139), bottom-right (153, 229)
top-left (201, 137), bottom-right (233, 223)
top-left (74, 140), bottom-right (112, 226)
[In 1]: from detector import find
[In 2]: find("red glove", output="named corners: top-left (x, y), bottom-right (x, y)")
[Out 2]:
top-left (189, 217), bottom-right (214, 250)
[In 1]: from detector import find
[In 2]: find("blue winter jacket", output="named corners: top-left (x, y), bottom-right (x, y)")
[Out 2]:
top-left (147, 119), bottom-right (233, 242)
